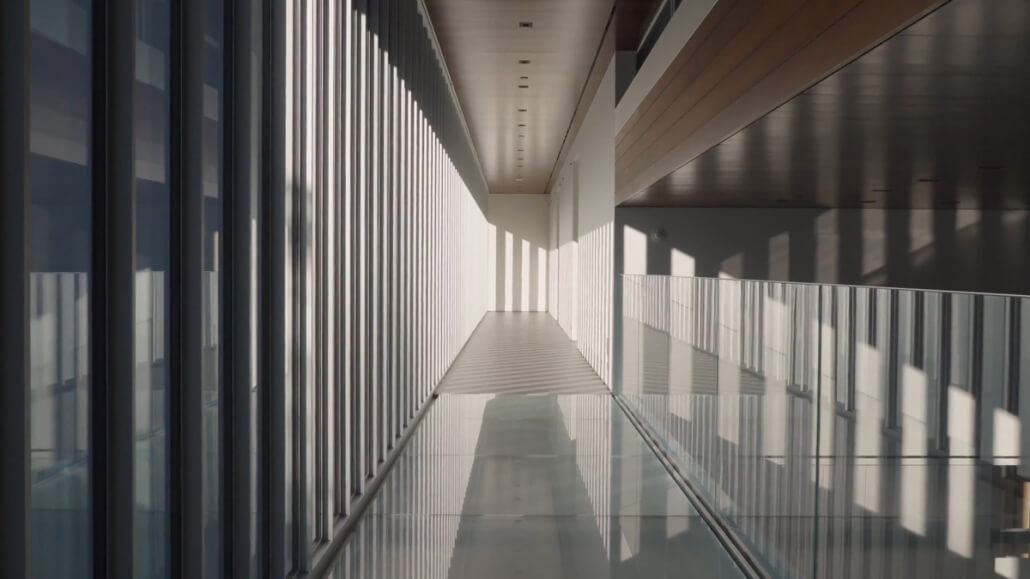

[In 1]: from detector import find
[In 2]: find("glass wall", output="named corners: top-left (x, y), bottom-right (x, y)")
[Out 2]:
top-left (620, 274), bottom-right (1030, 578)
top-left (134, 0), bottom-right (171, 574)
top-left (8, 0), bottom-right (487, 575)
top-left (280, 0), bottom-right (489, 572)
top-left (202, 0), bottom-right (225, 574)
top-left (16, 0), bottom-right (249, 575)
top-left (244, 0), bottom-right (262, 570)
top-left (28, 0), bottom-right (93, 575)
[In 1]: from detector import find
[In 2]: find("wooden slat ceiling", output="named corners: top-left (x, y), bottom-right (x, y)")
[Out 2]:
top-left (621, 0), bottom-right (1030, 209)
top-left (616, 0), bottom-right (975, 206)
top-left (424, 0), bottom-right (613, 194)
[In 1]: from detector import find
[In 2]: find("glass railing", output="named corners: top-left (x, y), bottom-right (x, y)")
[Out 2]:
top-left (619, 274), bottom-right (1030, 579)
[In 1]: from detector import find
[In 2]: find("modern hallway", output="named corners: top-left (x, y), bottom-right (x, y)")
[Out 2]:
top-left (327, 314), bottom-right (743, 578)
top-left (11, 0), bottom-right (1030, 576)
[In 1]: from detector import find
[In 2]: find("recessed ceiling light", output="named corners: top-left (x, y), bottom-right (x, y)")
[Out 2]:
top-left (518, 59), bottom-right (531, 65)
top-left (515, 178), bottom-right (524, 182)
top-left (519, 21), bottom-right (533, 28)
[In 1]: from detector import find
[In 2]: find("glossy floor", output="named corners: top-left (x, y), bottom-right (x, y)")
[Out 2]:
top-left (327, 314), bottom-right (744, 578)
top-left (438, 313), bottom-right (610, 395)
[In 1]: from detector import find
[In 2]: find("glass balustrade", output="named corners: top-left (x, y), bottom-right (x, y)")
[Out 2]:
top-left (619, 274), bottom-right (1030, 579)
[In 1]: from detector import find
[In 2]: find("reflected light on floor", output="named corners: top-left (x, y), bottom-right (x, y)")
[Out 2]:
top-left (487, 223), bottom-right (497, 310)
top-left (521, 239), bottom-right (530, 311)
top-left (623, 225), bottom-right (647, 275)
top-left (854, 342), bottom-right (882, 513)
top-left (901, 364), bottom-right (928, 536)
top-left (537, 246), bottom-right (546, 312)
top-left (504, 231), bottom-right (513, 311)
top-left (994, 409), bottom-right (1021, 466)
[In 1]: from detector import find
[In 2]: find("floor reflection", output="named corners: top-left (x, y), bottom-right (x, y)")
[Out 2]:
top-left (329, 395), bottom-right (744, 578)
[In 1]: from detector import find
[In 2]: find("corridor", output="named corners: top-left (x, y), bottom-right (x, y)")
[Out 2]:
top-left (10, 0), bottom-right (1030, 576)
top-left (327, 313), bottom-right (744, 578)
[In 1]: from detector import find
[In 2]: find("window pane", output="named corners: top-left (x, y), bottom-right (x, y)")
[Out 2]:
top-left (202, 0), bottom-right (225, 574)
top-left (134, 0), bottom-right (172, 575)
top-left (29, 0), bottom-right (92, 575)
top-left (246, 7), bottom-right (262, 570)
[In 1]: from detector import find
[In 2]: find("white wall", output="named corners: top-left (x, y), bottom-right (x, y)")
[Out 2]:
top-left (488, 194), bottom-right (550, 312)
top-left (616, 207), bottom-right (1030, 295)
top-left (548, 59), bottom-right (617, 386)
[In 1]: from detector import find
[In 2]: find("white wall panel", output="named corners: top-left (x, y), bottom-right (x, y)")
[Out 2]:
top-left (487, 194), bottom-right (549, 312)
top-left (547, 59), bottom-right (616, 386)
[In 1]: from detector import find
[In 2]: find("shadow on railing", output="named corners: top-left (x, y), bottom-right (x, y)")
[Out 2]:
top-left (618, 274), bottom-right (1030, 579)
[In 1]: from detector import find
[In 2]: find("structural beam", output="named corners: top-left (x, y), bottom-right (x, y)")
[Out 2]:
top-left (0, 1), bottom-right (31, 574)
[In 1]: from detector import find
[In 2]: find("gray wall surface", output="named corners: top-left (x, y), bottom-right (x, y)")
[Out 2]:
top-left (616, 207), bottom-right (1030, 295)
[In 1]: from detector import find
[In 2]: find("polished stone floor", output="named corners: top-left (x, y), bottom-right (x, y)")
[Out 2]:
top-left (437, 313), bottom-right (611, 395)
top-left (328, 314), bottom-right (743, 578)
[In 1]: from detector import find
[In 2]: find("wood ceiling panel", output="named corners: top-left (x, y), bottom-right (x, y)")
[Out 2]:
top-left (614, 0), bottom-right (945, 204)
top-left (620, 0), bottom-right (1030, 209)
top-left (425, 0), bottom-right (613, 194)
